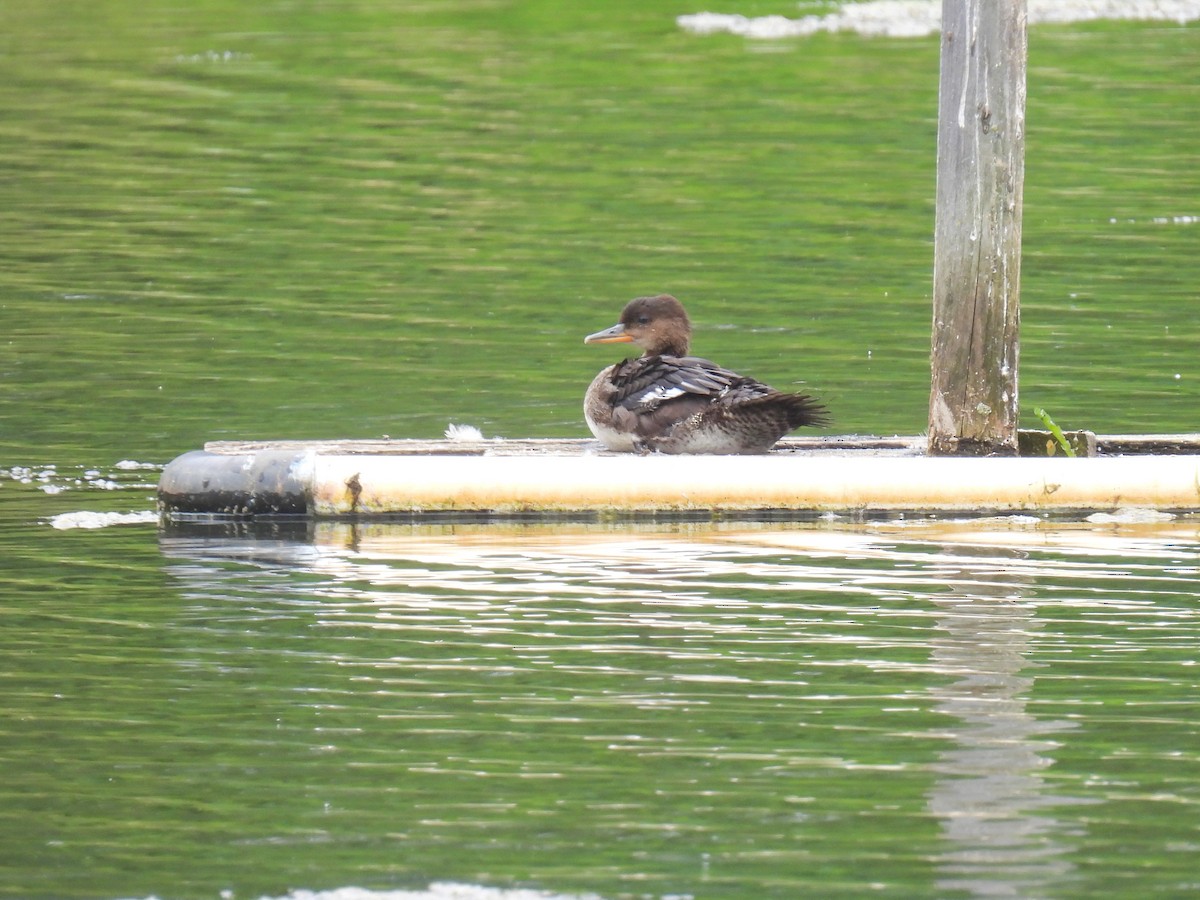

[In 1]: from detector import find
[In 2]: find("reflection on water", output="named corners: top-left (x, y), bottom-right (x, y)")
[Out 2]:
top-left (147, 517), bottom-right (1200, 898)
top-left (927, 554), bottom-right (1088, 897)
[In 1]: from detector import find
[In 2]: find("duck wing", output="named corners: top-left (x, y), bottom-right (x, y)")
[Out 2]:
top-left (603, 355), bottom-right (747, 440)
top-left (601, 354), bottom-right (829, 454)
top-left (607, 354), bottom-right (741, 408)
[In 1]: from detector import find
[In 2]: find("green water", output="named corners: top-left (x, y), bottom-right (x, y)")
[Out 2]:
top-left (2, 1), bottom-right (1197, 466)
top-left (5, 518), bottom-right (1200, 900)
top-left (2, 2), bottom-right (1200, 898)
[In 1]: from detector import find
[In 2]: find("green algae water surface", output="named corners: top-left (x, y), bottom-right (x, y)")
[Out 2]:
top-left (2, 1), bottom-right (1199, 897)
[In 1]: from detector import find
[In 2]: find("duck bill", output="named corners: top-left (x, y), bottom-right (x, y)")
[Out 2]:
top-left (584, 323), bottom-right (632, 344)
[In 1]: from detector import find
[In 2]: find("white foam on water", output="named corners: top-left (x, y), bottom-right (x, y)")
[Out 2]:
top-left (47, 510), bottom-right (160, 530)
top-left (1029, 0), bottom-right (1200, 23)
top-left (258, 886), bottom-right (606, 900)
top-left (1111, 215), bottom-right (1199, 224)
top-left (3, 460), bottom-right (162, 495)
top-left (679, 0), bottom-right (1200, 39)
top-left (680, 2), bottom-right (940, 38)
top-left (118, 884), bottom-right (610, 900)
top-left (115, 459), bottom-right (162, 470)
top-left (1086, 507), bottom-right (1177, 524)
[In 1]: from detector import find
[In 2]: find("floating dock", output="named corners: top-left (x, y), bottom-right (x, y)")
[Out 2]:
top-left (157, 435), bottom-right (1200, 519)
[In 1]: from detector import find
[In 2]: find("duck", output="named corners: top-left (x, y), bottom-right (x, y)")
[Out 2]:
top-left (583, 294), bottom-right (829, 454)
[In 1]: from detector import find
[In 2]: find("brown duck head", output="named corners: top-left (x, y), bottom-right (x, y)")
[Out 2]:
top-left (584, 294), bottom-right (692, 358)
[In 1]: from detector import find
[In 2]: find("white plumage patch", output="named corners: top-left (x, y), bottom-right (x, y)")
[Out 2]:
top-left (636, 384), bottom-right (686, 408)
top-left (585, 416), bottom-right (638, 451)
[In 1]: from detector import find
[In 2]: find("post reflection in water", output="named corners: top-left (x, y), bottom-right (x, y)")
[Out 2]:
top-left (925, 547), bottom-right (1090, 898)
top-left (155, 517), bottom-right (1198, 897)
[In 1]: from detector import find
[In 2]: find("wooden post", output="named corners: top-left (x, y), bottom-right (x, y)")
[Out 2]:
top-left (929, 0), bottom-right (1027, 456)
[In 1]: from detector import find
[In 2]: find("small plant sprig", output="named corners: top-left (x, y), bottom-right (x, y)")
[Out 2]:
top-left (1034, 407), bottom-right (1076, 458)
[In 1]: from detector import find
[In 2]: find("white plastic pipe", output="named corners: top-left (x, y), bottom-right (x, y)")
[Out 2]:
top-left (306, 453), bottom-right (1200, 514)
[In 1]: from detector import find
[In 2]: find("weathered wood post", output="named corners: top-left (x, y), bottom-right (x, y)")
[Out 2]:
top-left (929, 0), bottom-right (1027, 456)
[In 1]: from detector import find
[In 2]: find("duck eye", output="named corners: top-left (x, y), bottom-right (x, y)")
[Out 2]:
top-left (637, 315), bottom-right (650, 325)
